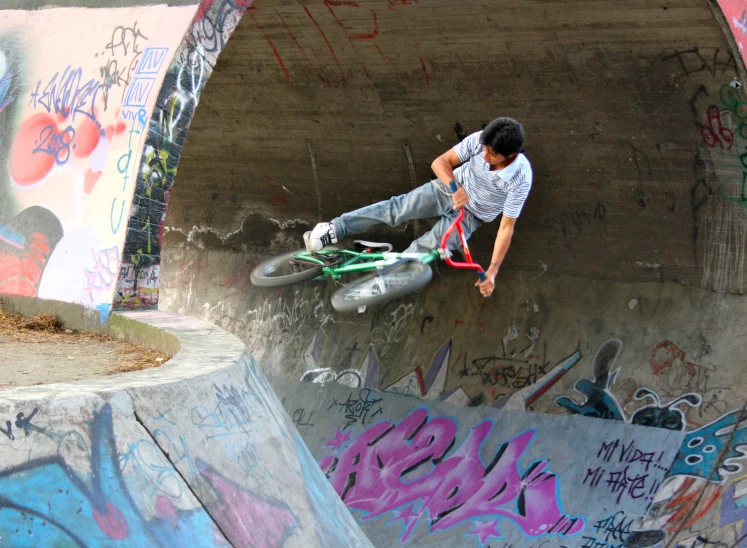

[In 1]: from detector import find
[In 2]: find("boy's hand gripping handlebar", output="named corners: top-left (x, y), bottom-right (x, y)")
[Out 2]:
top-left (440, 182), bottom-right (487, 284)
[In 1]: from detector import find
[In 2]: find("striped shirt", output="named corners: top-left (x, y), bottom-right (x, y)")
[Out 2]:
top-left (452, 131), bottom-right (533, 222)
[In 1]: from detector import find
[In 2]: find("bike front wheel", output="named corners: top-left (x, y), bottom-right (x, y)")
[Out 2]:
top-left (251, 249), bottom-right (329, 287)
top-left (331, 260), bottom-right (432, 313)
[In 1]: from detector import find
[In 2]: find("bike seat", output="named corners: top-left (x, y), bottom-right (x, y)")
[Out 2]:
top-left (353, 240), bottom-right (393, 252)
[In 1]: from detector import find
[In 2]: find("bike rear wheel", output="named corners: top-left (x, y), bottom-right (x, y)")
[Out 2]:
top-left (331, 260), bottom-right (432, 313)
top-left (251, 249), bottom-right (331, 287)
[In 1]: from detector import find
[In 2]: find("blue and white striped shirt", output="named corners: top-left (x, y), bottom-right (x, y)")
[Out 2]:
top-left (452, 131), bottom-right (533, 222)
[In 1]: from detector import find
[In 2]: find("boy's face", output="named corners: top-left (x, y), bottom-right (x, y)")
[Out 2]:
top-left (482, 145), bottom-right (514, 167)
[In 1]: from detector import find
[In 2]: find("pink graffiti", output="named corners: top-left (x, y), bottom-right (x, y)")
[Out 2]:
top-left (200, 462), bottom-right (299, 547)
top-left (319, 408), bottom-right (585, 543)
top-left (93, 502), bottom-right (128, 540)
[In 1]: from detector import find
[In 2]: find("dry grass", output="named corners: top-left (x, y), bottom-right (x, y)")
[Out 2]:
top-left (0, 300), bottom-right (170, 374)
top-left (109, 342), bottom-right (169, 374)
top-left (0, 310), bottom-right (67, 342)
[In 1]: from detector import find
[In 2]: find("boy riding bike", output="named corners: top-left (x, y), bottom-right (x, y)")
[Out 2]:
top-left (303, 117), bottom-right (532, 298)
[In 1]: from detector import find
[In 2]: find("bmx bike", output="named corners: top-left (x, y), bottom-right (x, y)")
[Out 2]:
top-left (250, 186), bottom-right (486, 313)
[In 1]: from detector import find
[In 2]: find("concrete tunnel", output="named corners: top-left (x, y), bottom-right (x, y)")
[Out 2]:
top-left (3, 0), bottom-right (747, 546)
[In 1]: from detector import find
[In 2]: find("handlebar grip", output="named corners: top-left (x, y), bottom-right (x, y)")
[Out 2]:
top-left (478, 271), bottom-right (486, 282)
top-left (449, 181), bottom-right (458, 193)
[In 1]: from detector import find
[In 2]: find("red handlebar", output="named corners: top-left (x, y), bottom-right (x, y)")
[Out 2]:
top-left (439, 208), bottom-right (487, 282)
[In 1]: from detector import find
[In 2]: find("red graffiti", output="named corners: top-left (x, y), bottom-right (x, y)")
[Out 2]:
top-left (93, 503), bottom-right (129, 540)
top-left (247, 8), bottom-right (290, 83)
top-left (116, 285), bottom-right (159, 309)
top-left (10, 112), bottom-right (103, 186)
top-left (325, 0), bottom-right (429, 83)
top-left (660, 477), bottom-right (721, 533)
top-left (320, 408), bottom-right (584, 542)
top-left (701, 104), bottom-right (734, 150)
top-left (10, 114), bottom-right (57, 185)
top-left (275, 7), bottom-right (346, 86)
top-left (650, 340), bottom-right (697, 378)
top-left (269, 194), bottom-right (289, 209)
top-left (74, 116), bottom-right (102, 158)
top-left (248, 2), bottom-right (428, 85)
top-left (0, 233), bottom-right (53, 297)
top-left (325, 1), bottom-right (379, 40)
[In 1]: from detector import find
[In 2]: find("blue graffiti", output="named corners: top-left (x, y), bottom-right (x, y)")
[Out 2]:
top-left (554, 340), bottom-right (747, 482)
top-left (555, 340), bottom-right (626, 421)
top-left (0, 220), bottom-right (25, 249)
top-left (0, 404), bottom-right (220, 547)
top-left (555, 340), bottom-right (702, 431)
top-left (29, 66), bottom-right (100, 122)
top-left (667, 409), bottom-right (747, 483)
top-left (0, 68), bottom-right (13, 115)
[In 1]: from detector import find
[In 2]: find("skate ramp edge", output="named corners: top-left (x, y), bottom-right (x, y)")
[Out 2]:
top-left (0, 308), bottom-right (372, 547)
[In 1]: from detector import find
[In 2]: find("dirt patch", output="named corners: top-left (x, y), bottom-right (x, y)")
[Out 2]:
top-left (0, 304), bottom-right (171, 388)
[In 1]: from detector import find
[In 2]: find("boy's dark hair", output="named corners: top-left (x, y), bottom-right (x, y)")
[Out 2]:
top-left (480, 117), bottom-right (524, 156)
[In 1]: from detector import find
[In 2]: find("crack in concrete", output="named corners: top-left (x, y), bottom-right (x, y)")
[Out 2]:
top-left (132, 409), bottom-right (236, 547)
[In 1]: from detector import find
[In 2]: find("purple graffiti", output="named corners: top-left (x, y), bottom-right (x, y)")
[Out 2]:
top-left (319, 408), bottom-right (584, 543)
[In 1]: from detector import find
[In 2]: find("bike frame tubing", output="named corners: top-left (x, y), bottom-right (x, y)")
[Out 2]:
top-left (320, 249), bottom-right (440, 277)
top-left (439, 208), bottom-right (486, 282)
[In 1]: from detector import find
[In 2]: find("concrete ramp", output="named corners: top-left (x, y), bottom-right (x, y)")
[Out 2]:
top-left (0, 311), bottom-right (371, 547)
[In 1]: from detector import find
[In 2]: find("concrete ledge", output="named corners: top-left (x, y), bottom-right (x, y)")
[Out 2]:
top-left (0, 310), bottom-right (371, 547)
top-left (1, 296), bottom-right (181, 356)
top-left (1, 295), bottom-right (111, 336)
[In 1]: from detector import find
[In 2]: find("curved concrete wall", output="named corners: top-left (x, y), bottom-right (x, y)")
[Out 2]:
top-left (0, 2), bottom-right (203, 317)
top-left (155, 0), bottom-right (747, 546)
top-left (0, 310), bottom-right (371, 547)
top-left (0, 0), bottom-right (253, 316)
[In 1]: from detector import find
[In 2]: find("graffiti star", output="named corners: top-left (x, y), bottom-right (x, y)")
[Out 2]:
top-left (467, 518), bottom-right (503, 547)
top-left (387, 504), bottom-right (420, 529)
top-left (324, 429), bottom-right (352, 450)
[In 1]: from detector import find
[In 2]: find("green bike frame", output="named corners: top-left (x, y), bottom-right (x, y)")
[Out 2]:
top-left (294, 248), bottom-right (442, 280)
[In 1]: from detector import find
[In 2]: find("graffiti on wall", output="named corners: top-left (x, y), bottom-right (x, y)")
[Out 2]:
top-left (657, 46), bottom-right (747, 294)
top-left (114, 0), bottom-right (253, 309)
top-left (555, 339), bottom-right (747, 546)
top-left (246, 0), bottom-right (429, 86)
top-left (0, 8), bottom-right (199, 314)
top-left (717, 0), bottom-right (747, 68)
top-left (300, 327), bottom-right (474, 406)
top-left (0, 355), bottom-right (330, 547)
top-left (319, 407), bottom-right (585, 545)
top-left (0, 403), bottom-right (226, 546)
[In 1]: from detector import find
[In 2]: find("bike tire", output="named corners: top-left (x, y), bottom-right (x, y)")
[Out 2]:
top-left (250, 249), bottom-right (326, 288)
top-left (331, 260), bottom-right (432, 313)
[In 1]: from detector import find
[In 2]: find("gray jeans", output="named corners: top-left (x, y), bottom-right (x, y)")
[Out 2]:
top-left (331, 181), bottom-right (483, 253)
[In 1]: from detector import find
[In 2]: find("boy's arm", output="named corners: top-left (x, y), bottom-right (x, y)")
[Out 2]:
top-left (431, 149), bottom-right (469, 208)
top-left (476, 215), bottom-right (518, 297)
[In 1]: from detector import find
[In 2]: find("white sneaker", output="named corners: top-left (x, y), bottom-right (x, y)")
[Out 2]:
top-left (303, 222), bottom-right (338, 252)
